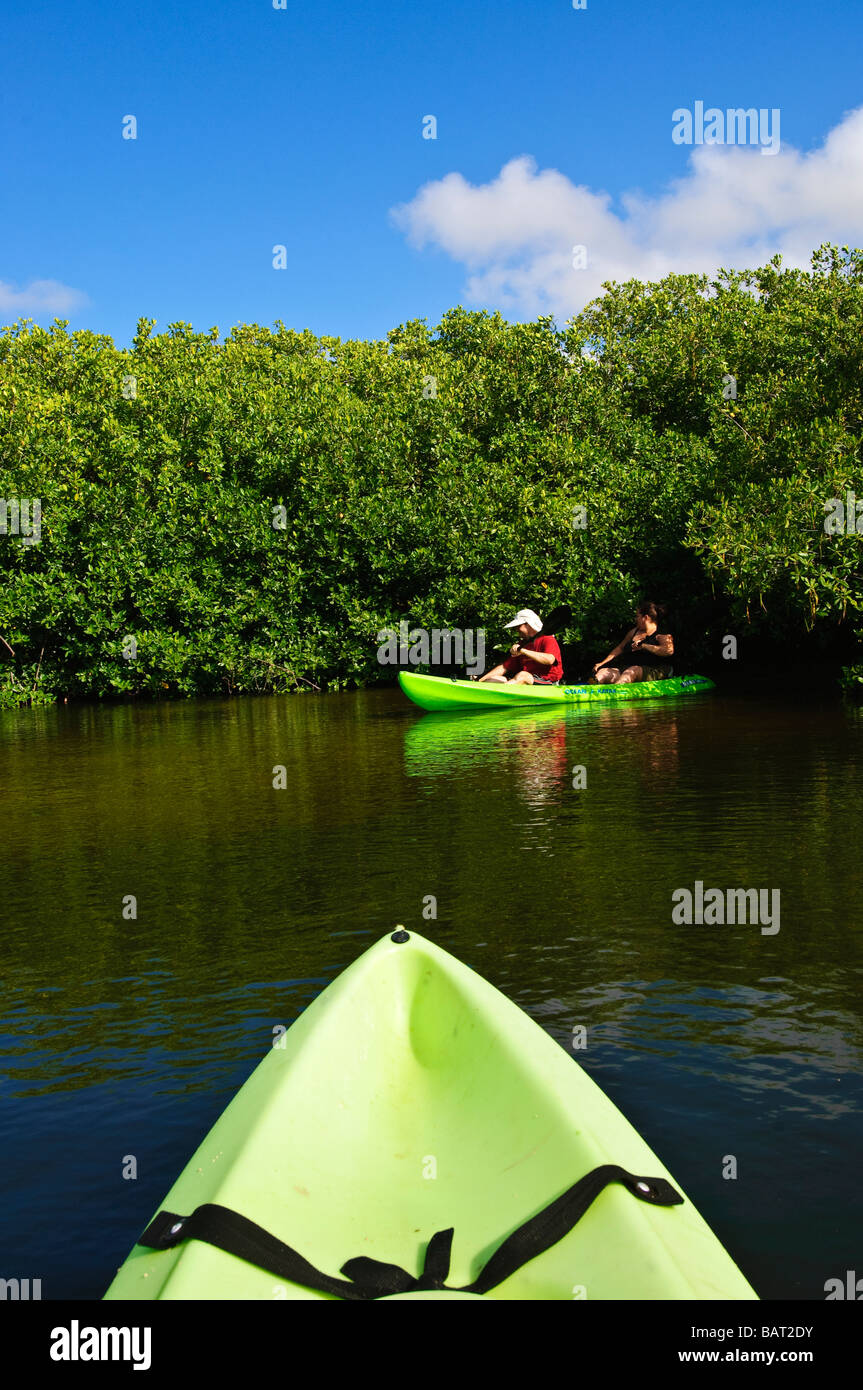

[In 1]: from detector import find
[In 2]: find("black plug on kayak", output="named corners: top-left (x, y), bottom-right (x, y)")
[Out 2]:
top-left (391, 927), bottom-right (410, 943)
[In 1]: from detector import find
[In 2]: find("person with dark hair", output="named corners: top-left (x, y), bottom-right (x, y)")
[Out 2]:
top-left (591, 601), bottom-right (674, 684)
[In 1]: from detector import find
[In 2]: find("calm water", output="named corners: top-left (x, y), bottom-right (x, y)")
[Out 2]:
top-left (1, 688), bottom-right (861, 1299)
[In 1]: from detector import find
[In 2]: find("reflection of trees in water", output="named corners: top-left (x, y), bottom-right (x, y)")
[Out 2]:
top-left (592, 708), bottom-right (681, 781)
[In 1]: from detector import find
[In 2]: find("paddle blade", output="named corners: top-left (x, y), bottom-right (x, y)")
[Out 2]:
top-left (539, 604), bottom-right (572, 636)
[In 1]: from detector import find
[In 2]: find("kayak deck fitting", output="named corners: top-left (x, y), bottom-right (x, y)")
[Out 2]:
top-left (105, 930), bottom-right (756, 1301)
top-left (398, 671), bottom-right (716, 711)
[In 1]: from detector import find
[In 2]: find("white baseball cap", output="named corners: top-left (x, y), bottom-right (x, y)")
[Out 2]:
top-left (504, 609), bottom-right (543, 632)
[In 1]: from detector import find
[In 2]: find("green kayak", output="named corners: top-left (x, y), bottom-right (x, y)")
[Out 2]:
top-left (398, 670), bottom-right (716, 711)
top-left (105, 930), bottom-right (756, 1301)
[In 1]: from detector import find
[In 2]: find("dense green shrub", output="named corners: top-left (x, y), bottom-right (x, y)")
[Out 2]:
top-left (1, 245), bottom-right (862, 705)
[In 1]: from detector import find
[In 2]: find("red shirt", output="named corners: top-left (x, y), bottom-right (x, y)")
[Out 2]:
top-left (503, 634), bottom-right (563, 682)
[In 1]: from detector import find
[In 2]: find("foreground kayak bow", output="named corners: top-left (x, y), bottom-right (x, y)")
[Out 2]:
top-left (105, 929), bottom-right (756, 1300)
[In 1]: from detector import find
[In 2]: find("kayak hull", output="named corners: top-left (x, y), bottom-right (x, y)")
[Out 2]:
top-left (105, 931), bottom-right (755, 1301)
top-left (398, 671), bottom-right (716, 711)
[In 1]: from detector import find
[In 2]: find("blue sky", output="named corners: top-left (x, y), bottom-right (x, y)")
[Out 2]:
top-left (3, 0), bottom-right (863, 345)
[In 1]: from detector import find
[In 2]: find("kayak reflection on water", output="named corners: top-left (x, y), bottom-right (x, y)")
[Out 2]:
top-left (478, 608), bottom-right (564, 687)
top-left (592, 601), bottom-right (674, 685)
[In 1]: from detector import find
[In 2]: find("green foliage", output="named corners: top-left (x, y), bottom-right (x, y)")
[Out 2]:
top-left (1, 246), bottom-right (862, 705)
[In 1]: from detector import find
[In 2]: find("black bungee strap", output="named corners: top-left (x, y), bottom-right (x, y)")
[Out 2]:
top-left (138, 1164), bottom-right (683, 1300)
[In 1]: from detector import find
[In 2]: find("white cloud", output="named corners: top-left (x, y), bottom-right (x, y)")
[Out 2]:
top-left (390, 106), bottom-right (863, 318)
top-left (0, 279), bottom-right (88, 316)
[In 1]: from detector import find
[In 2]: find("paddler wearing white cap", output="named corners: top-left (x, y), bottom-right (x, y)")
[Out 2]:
top-left (478, 608), bottom-right (564, 685)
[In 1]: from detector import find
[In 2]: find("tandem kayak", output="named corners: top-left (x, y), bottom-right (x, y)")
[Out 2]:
top-left (398, 670), bottom-right (716, 711)
top-left (105, 930), bottom-right (756, 1301)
